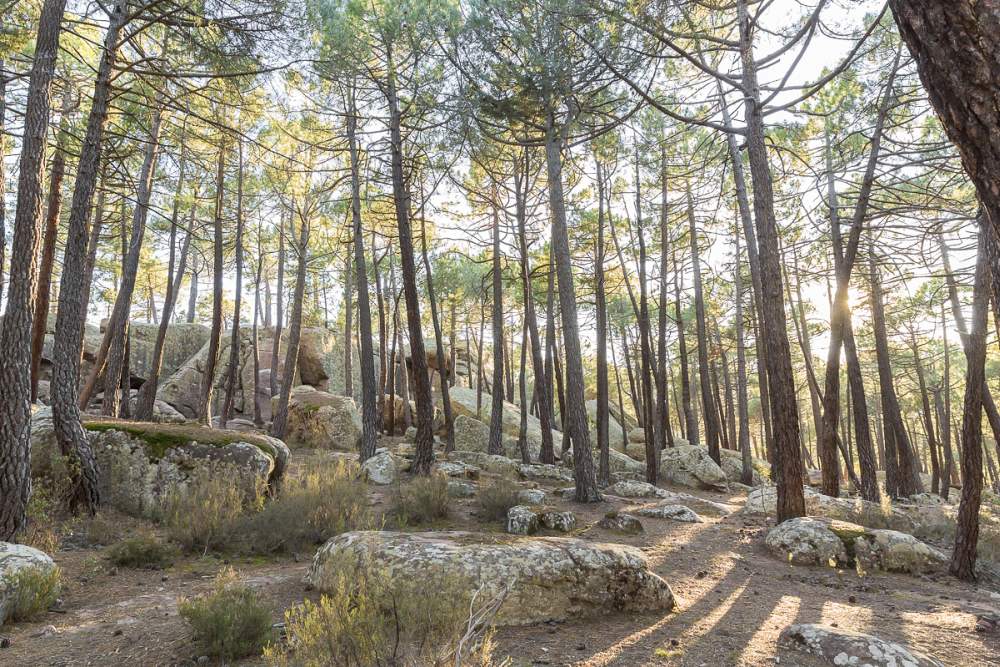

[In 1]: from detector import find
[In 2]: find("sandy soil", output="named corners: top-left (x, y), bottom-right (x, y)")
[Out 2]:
top-left (2, 450), bottom-right (998, 666)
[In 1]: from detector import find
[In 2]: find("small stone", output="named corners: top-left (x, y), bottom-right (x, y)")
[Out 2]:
top-left (848, 595), bottom-right (856, 603)
top-left (197, 656), bottom-right (210, 664)
top-left (597, 512), bottom-right (644, 534)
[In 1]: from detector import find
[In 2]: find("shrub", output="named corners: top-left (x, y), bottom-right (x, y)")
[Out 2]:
top-left (107, 534), bottom-right (177, 569)
top-left (19, 480), bottom-right (62, 553)
top-left (478, 477), bottom-right (522, 522)
top-left (179, 568), bottom-right (274, 660)
top-left (163, 469), bottom-right (250, 553)
top-left (5, 565), bottom-right (62, 622)
top-left (392, 474), bottom-right (450, 526)
top-left (83, 512), bottom-right (122, 546)
top-left (265, 555), bottom-right (503, 667)
top-left (236, 461), bottom-right (370, 554)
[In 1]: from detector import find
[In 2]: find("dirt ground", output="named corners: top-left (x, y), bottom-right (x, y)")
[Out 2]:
top-left (2, 449), bottom-right (998, 667)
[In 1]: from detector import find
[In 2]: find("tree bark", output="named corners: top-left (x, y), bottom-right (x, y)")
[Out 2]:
top-left (544, 126), bottom-right (599, 501)
top-left (949, 224), bottom-right (990, 580)
top-left (738, 0), bottom-right (805, 521)
top-left (488, 202), bottom-right (505, 456)
top-left (50, 0), bottom-right (129, 521)
top-left (272, 213), bottom-right (309, 439)
top-left (269, 211), bottom-right (285, 398)
top-left (198, 144), bottom-right (227, 425)
top-left (595, 159), bottom-right (611, 485)
top-left (221, 139), bottom-right (246, 427)
top-left (0, 0), bottom-right (69, 538)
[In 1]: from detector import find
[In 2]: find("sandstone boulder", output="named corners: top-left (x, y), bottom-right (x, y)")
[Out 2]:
top-left (779, 623), bottom-right (943, 667)
top-left (278, 385), bottom-right (361, 450)
top-left (0, 542), bottom-right (59, 625)
top-left (307, 531), bottom-right (674, 625)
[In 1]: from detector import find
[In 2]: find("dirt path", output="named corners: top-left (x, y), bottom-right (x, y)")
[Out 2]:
top-left (2, 468), bottom-right (998, 666)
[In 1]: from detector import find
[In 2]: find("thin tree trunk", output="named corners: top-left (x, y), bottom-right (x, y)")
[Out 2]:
top-left (735, 232), bottom-right (753, 484)
top-left (949, 224), bottom-right (990, 580)
top-left (911, 333), bottom-right (941, 495)
top-left (636, 157), bottom-right (658, 481)
top-left (595, 159), bottom-right (611, 485)
top-left (672, 245), bottom-right (697, 445)
top-left (657, 145), bottom-right (674, 448)
top-left (198, 144), bottom-right (227, 425)
top-left (272, 213), bottom-right (309, 439)
top-left (30, 95), bottom-right (71, 401)
top-left (343, 251), bottom-right (353, 397)
top-left (269, 211), bottom-right (286, 398)
top-left (488, 202), bottom-right (505, 456)
top-left (221, 139), bottom-right (246, 427)
top-left (544, 126), bottom-right (599, 501)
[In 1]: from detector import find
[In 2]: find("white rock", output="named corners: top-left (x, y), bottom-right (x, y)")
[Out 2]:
top-left (361, 450), bottom-right (405, 485)
top-left (447, 480), bottom-right (477, 498)
top-left (779, 623), bottom-right (943, 667)
top-left (853, 529), bottom-right (947, 575)
top-left (635, 504), bottom-right (703, 523)
top-left (597, 513), bottom-right (644, 534)
top-left (660, 445), bottom-right (728, 491)
top-left (539, 510), bottom-right (577, 532)
top-left (517, 489), bottom-right (546, 505)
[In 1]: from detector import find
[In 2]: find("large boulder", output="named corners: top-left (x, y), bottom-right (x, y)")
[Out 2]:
top-left (126, 321), bottom-right (211, 382)
top-left (361, 450), bottom-right (408, 486)
top-left (307, 531), bottom-right (674, 625)
top-left (562, 447), bottom-right (645, 477)
top-left (446, 451), bottom-right (520, 476)
top-left (779, 623), bottom-right (944, 667)
top-left (765, 517), bottom-right (849, 567)
top-left (157, 329), bottom-right (254, 418)
top-left (853, 529), bottom-right (947, 575)
top-left (635, 504), bottom-right (703, 523)
top-left (660, 445), bottom-right (728, 491)
top-left (278, 385), bottom-right (362, 450)
top-left (717, 448), bottom-right (769, 486)
top-left (0, 542), bottom-right (58, 625)
top-left (584, 400), bottom-right (626, 449)
top-left (31, 411), bottom-right (286, 519)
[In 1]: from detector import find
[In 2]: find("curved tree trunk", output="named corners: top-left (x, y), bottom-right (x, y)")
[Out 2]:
top-left (272, 214), bottom-right (309, 439)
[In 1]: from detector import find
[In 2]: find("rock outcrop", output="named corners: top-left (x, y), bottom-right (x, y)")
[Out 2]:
top-left (779, 623), bottom-right (944, 667)
top-left (660, 445), bottom-right (728, 491)
top-left (307, 531), bottom-right (674, 625)
top-left (278, 385), bottom-right (362, 450)
top-left (635, 504), bottom-right (703, 523)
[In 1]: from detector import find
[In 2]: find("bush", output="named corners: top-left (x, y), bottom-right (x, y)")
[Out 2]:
top-left (236, 461), bottom-right (370, 554)
top-left (392, 474), bottom-right (450, 525)
top-left (19, 480), bottom-right (62, 553)
top-left (179, 568), bottom-right (274, 660)
top-left (478, 477), bottom-right (522, 522)
top-left (6, 565), bottom-right (62, 622)
top-left (163, 470), bottom-right (251, 553)
top-left (265, 555), bottom-right (502, 667)
top-left (107, 535), bottom-right (177, 569)
top-left (83, 512), bottom-right (122, 546)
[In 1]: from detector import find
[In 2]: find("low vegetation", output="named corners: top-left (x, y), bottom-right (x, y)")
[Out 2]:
top-left (107, 534), bottom-right (177, 569)
top-left (392, 474), bottom-right (451, 526)
top-left (265, 554), bottom-right (502, 667)
top-left (179, 568), bottom-right (275, 660)
top-left (5, 565), bottom-right (62, 622)
top-left (478, 477), bottom-right (522, 522)
top-left (163, 470), bottom-right (251, 553)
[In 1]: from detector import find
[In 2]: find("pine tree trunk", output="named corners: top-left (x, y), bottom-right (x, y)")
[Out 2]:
top-left (221, 140), bottom-right (246, 427)
top-left (595, 160), bottom-right (610, 485)
top-left (687, 187), bottom-right (721, 464)
top-left (0, 0), bottom-right (69, 538)
top-left (269, 212), bottom-right (285, 398)
top-left (50, 0), bottom-right (130, 520)
top-left (272, 214), bottom-right (309, 439)
top-left (198, 145), bottom-right (227, 426)
top-left (347, 91), bottom-right (378, 460)
top-left (30, 96), bottom-right (71, 401)
top-left (672, 246), bottom-right (697, 445)
top-left (0, 59), bottom-right (7, 306)
top-left (488, 202), bottom-right (505, 456)
top-left (735, 232), bottom-right (753, 484)
top-left (636, 160), bottom-right (658, 482)
top-left (738, 0), bottom-right (804, 521)
top-left (545, 127), bottom-right (599, 501)
top-left (656, 146), bottom-right (673, 448)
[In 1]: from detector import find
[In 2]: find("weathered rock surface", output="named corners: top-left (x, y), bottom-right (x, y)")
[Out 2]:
top-left (766, 517), bottom-right (848, 567)
top-left (278, 385), bottom-right (361, 450)
top-left (518, 463), bottom-right (574, 483)
top-left (307, 531), bottom-right (674, 625)
top-left (539, 510), bottom-right (577, 532)
top-left (562, 448), bottom-right (644, 477)
top-left (445, 387), bottom-right (560, 459)
top-left (717, 448), bottom-right (769, 486)
top-left (660, 445), bottom-right (728, 491)
top-left (597, 512), bottom-right (645, 534)
top-left (447, 480), bottom-right (477, 498)
top-left (453, 414), bottom-right (531, 461)
top-left (779, 623), bottom-right (944, 667)
top-left (446, 451), bottom-right (519, 476)
top-left (0, 542), bottom-right (58, 625)
top-left (506, 505), bottom-right (540, 535)
top-left (517, 489), bottom-right (546, 505)
top-left (436, 461), bottom-right (480, 479)
top-left (635, 504), bottom-right (703, 523)
top-left (361, 450), bottom-right (407, 485)
top-left (853, 529), bottom-right (947, 575)
top-left (606, 480), bottom-right (666, 499)
top-left (745, 486), bottom-right (915, 532)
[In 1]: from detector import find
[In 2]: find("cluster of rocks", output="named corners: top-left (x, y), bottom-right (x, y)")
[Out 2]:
top-left (506, 506), bottom-right (577, 535)
top-left (765, 516), bottom-right (947, 575)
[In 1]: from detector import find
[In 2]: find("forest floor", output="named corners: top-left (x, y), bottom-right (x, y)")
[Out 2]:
top-left (2, 448), bottom-right (998, 667)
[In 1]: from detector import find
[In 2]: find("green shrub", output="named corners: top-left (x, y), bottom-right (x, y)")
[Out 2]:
top-left (19, 480), bottom-right (62, 553)
top-left (236, 461), bottom-right (370, 554)
top-left (392, 474), bottom-right (450, 525)
top-left (163, 470), bottom-right (250, 553)
top-left (5, 565), bottom-right (62, 622)
top-left (478, 477), bottom-right (522, 522)
top-left (179, 568), bottom-right (274, 660)
top-left (265, 555), bottom-right (501, 667)
top-left (107, 535), bottom-right (177, 569)
top-left (83, 512), bottom-right (122, 546)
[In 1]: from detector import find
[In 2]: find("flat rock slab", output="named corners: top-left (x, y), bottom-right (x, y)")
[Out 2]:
top-left (779, 623), bottom-right (944, 667)
top-left (635, 503), bottom-right (703, 523)
top-left (307, 531), bottom-right (674, 625)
